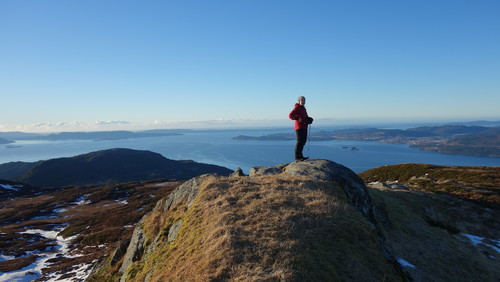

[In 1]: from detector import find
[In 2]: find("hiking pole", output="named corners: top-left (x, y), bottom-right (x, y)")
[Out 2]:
top-left (307, 124), bottom-right (311, 158)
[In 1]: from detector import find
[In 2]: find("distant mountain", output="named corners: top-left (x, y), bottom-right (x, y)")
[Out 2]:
top-left (448, 120), bottom-right (500, 127)
top-left (234, 125), bottom-right (500, 157)
top-left (0, 131), bottom-right (41, 140)
top-left (0, 161), bottom-right (41, 180)
top-left (36, 130), bottom-right (182, 141)
top-left (0, 130), bottom-right (185, 141)
top-left (3, 148), bottom-right (232, 187)
top-left (0, 137), bottom-right (14, 144)
top-left (405, 125), bottom-right (492, 135)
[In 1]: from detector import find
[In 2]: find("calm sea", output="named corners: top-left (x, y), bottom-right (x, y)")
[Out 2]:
top-left (1, 129), bottom-right (499, 174)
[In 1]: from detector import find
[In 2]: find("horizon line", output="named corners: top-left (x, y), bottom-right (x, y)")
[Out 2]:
top-left (1, 117), bottom-right (500, 134)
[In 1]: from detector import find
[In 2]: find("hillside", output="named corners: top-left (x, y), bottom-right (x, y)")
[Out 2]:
top-left (0, 161), bottom-right (40, 180)
top-left (0, 178), bottom-right (182, 281)
top-left (359, 164), bottom-right (500, 209)
top-left (88, 160), bottom-right (499, 282)
top-left (0, 148), bottom-right (232, 187)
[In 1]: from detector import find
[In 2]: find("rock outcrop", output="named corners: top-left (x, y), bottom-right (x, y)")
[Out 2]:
top-left (163, 174), bottom-right (209, 211)
top-left (116, 159), bottom-right (383, 281)
top-left (229, 167), bottom-right (246, 178)
top-left (251, 159), bottom-right (377, 223)
top-left (110, 239), bottom-right (131, 266)
top-left (117, 174), bottom-right (210, 281)
top-left (118, 218), bottom-right (148, 281)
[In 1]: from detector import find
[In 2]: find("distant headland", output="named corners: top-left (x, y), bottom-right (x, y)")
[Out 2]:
top-left (233, 124), bottom-right (500, 158)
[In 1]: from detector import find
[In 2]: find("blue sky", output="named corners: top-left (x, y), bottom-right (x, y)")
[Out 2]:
top-left (1, 0), bottom-right (499, 132)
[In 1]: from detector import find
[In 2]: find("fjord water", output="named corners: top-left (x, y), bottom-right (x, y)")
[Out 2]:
top-left (1, 129), bottom-right (499, 174)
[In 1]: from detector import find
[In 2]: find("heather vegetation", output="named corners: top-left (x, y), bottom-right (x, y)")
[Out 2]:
top-left (0, 179), bottom-right (180, 278)
top-left (359, 164), bottom-right (500, 209)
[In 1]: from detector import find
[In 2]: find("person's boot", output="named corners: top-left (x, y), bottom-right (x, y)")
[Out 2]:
top-left (295, 155), bottom-right (309, 161)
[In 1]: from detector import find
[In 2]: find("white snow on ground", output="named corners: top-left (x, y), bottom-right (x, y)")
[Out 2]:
top-left (74, 194), bottom-right (91, 205)
top-left (66, 260), bottom-right (97, 281)
top-left (464, 234), bottom-right (483, 245)
top-left (397, 258), bottom-right (416, 269)
top-left (0, 254), bottom-right (15, 262)
top-left (116, 198), bottom-right (128, 205)
top-left (53, 208), bottom-right (68, 213)
top-left (29, 215), bottom-right (59, 220)
top-left (463, 234), bottom-right (500, 254)
top-left (0, 229), bottom-right (92, 282)
top-left (44, 259), bottom-right (95, 282)
top-left (0, 184), bottom-right (22, 191)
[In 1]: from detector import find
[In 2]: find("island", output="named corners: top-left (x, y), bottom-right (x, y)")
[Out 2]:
top-left (233, 125), bottom-right (500, 158)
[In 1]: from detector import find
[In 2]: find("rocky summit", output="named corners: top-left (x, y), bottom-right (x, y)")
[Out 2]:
top-left (89, 159), bottom-right (499, 282)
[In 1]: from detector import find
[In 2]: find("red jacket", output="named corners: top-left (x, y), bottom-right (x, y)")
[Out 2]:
top-left (289, 103), bottom-right (309, 130)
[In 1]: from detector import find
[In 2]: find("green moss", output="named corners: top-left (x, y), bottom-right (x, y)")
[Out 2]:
top-left (86, 256), bottom-right (122, 282)
top-left (126, 188), bottom-right (209, 281)
top-left (126, 262), bottom-right (144, 280)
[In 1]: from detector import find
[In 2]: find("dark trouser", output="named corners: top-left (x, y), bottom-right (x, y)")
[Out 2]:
top-left (295, 128), bottom-right (308, 160)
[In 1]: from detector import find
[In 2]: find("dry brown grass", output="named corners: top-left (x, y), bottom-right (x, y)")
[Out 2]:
top-left (127, 175), bottom-right (400, 282)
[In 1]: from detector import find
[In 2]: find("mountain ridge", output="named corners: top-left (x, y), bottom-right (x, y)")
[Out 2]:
top-left (0, 148), bottom-right (232, 187)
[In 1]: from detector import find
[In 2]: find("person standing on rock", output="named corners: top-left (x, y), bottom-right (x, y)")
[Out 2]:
top-left (289, 96), bottom-right (313, 161)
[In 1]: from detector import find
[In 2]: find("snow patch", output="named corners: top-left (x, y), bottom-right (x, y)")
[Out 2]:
top-left (53, 208), bottom-right (68, 213)
top-left (30, 215), bottom-right (59, 220)
top-left (463, 234), bottom-right (500, 254)
top-left (0, 228), bottom-right (80, 281)
top-left (0, 254), bottom-right (15, 262)
top-left (0, 184), bottom-right (22, 191)
top-left (75, 194), bottom-right (91, 205)
top-left (116, 198), bottom-right (128, 205)
top-left (397, 257), bottom-right (416, 269)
